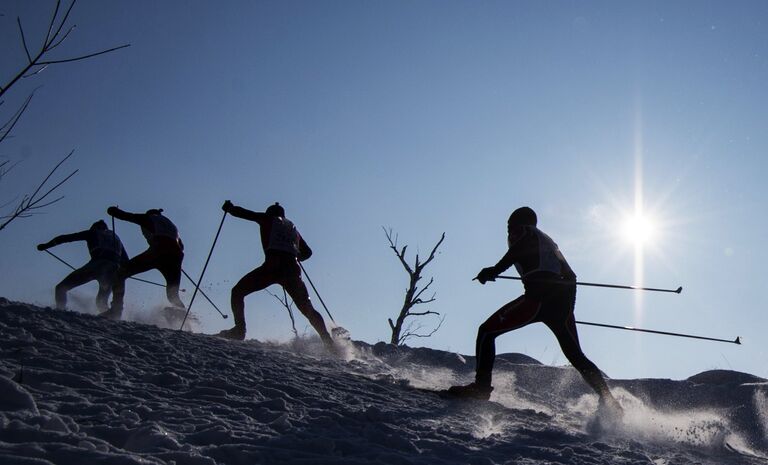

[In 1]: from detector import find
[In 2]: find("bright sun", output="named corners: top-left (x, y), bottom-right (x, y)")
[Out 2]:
top-left (621, 214), bottom-right (656, 245)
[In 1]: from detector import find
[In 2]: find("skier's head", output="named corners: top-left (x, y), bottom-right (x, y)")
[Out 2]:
top-left (146, 208), bottom-right (164, 216)
top-left (265, 202), bottom-right (285, 218)
top-left (90, 220), bottom-right (108, 231)
top-left (508, 207), bottom-right (537, 227)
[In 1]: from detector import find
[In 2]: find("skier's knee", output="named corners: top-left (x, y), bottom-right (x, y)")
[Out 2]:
top-left (231, 285), bottom-right (246, 303)
top-left (476, 324), bottom-right (494, 343)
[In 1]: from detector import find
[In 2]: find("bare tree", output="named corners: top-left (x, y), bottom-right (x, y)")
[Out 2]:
top-left (0, 0), bottom-right (129, 232)
top-left (384, 227), bottom-right (446, 345)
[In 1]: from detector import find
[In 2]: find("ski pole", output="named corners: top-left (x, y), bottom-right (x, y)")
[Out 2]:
top-left (495, 275), bottom-right (682, 294)
top-left (577, 320), bottom-right (741, 345)
top-left (180, 210), bottom-right (228, 330)
top-left (44, 250), bottom-right (165, 288)
top-left (298, 261), bottom-right (336, 323)
top-left (180, 268), bottom-right (227, 319)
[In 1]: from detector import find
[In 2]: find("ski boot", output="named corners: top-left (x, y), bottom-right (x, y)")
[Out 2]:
top-left (445, 382), bottom-right (494, 400)
top-left (216, 326), bottom-right (246, 341)
top-left (99, 305), bottom-right (123, 320)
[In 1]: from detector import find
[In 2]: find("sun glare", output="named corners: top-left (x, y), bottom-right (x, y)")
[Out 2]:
top-left (622, 214), bottom-right (656, 245)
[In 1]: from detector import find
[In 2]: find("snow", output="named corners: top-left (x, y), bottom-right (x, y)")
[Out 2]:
top-left (1, 297), bottom-right (766, 464)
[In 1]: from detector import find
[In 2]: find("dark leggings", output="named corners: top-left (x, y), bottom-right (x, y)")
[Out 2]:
top-left (56, 259), bottom-right (119, 311)
top-left (111, 247), bottom-right (184, 310)
top-left (475, 284), bottom-right (613, 399)
top-left (231, 255), bottom-right (332, 344)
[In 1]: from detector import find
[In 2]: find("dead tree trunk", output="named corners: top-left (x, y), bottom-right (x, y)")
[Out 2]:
top-left (384, 227), bottom-right (446, 345)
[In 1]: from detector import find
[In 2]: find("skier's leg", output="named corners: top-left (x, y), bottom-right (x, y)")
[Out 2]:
top-left (95, 261), bottom-right (119, 312)
top-left (55, 262), bottom-right (99, 310)
top-left (229, 264), bottom-right (276, 332)
top-left (283, 272), bottom-right (333, 346)
top-left (157, 252), bottom-right (185, 308)
top-left (543, 287), bottom-right (619, 407)
top-left (474, 295), bottom-right (542, 386)
top-left (110, 249), bottom-right (156, 312)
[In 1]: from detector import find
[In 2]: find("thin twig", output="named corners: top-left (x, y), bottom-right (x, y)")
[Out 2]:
top-left (0, 152), bottom-right (77, 231)
top-left (267, 289), bottom-right (298, 337)
top-left (44, 0), bottom-right (63, 46)
top-left (38, 44), bottom-right (131, 65)
top-left (0, 92), bottom-right (35, 145)
top-left (50, 1), bottom-right (77, 46)
top-left (1, 0), bottom-right (129, 99)
top-left (17, 18), bottom-right (32, 64)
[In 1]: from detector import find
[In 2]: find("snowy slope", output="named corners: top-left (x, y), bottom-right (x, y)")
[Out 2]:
top-left (1, 297), bottom-right (767, 465)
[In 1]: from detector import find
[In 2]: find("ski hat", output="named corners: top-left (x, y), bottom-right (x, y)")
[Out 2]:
top-left (146, 208), bottom-right (164, 216)
top-left (508, 206), bottom-right (537, 227)
top-left (90, 220), bottom-right (108, 230)
top-left (265, 202), bottom-right (285, 218)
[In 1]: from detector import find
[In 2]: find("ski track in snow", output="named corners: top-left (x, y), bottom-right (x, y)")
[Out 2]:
top-left (1, 297), bottom-right (767, 465)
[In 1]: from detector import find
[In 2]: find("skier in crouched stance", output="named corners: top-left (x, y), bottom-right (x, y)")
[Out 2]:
top-left (104, 206), bottom-right (185, 319)
top-left (37, 220), bottom-right (128, 312)
top-left (217, 200), bottom-right (334, 349)
top-left (448, 207), bottom-right (622, 415)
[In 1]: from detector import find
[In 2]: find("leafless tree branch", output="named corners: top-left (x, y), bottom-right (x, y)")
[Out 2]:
top-left (0, 0), bottom-right (130, 99)
top-left (0, 91), bottom-right (35, 145)
top-left (398, 314), bottom-right (445, 345)
top-left (412, 276), bottom-right (434, 302)
top-left (1, 1), bottom-right (129, 232)
top-left (0, 151), bottom-right (77, 231)
top-left (267, 288), bottom-right (298, 338)
top-left (17, 18), bottom-right (32, 64)
top-left (383, 227), bottom-right (414, 275)
top-left (406, 310), bottom-right (440, 317)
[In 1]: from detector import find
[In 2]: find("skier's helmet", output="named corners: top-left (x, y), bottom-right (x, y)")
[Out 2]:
top-left (508, 207), bottom-right (537, 227)
top-left (90, 220), bottom-right (108, 230)
top-left (266, 202), bottom-right (285, 218)
top-left (146, 208), bottom-right (164, 216)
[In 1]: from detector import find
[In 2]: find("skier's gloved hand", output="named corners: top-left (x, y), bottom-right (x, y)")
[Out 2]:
top-left (37, 243), bottom-right (49, 251)
top-left (107, 206), bottom-right (119, 216)
top-left (476, 267), bottom-right (497, 284)
top-left (222, 200), bottom-right (233, 212)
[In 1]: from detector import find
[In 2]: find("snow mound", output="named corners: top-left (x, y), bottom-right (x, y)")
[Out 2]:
top-left (1, 298), bottom-right (766, 464)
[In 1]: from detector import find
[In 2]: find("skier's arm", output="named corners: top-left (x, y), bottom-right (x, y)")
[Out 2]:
top-left (223, 201), bottom-right (267, 225)
top-left (475, 250), bottom-right (515, 284)
top-left (37, 230), bottom-right (90, 250)
top-left (475, 231), bottom-right (525, 284)
top-left (297, 235), bottom-right (312, 261)
top-left (107, 206), bottom-right (152, 229)
top-left (120, 244), bottom-right (130, 263)
top-left (491, 249), bottom-right (516, 275)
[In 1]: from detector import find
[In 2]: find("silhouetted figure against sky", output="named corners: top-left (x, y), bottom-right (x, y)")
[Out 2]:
top-left (217, 201), bottom-right (334, 347)
top-left (104, 207), bottom-right (185, 319)
top-left (37, 220), bottom-right (128, 312)
top-left (448, 207), bottom-right (623, 414)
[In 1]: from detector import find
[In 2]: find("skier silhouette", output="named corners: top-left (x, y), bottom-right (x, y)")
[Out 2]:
top-left (37, 220), bottom-right (128, 311)
top-left (217, 200), bottom-right (334, 347)
top-left (104, 206), bottom-right (185, 319)
top-left (448, 207), bottom-right (622, 414)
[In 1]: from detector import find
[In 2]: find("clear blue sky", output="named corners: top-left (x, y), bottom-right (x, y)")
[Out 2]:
top-left (1, 0), bottom-right (766, 381)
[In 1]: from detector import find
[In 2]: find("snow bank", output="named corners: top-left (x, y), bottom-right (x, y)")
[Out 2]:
top-left (1, 297), bottom-right (765, 464)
